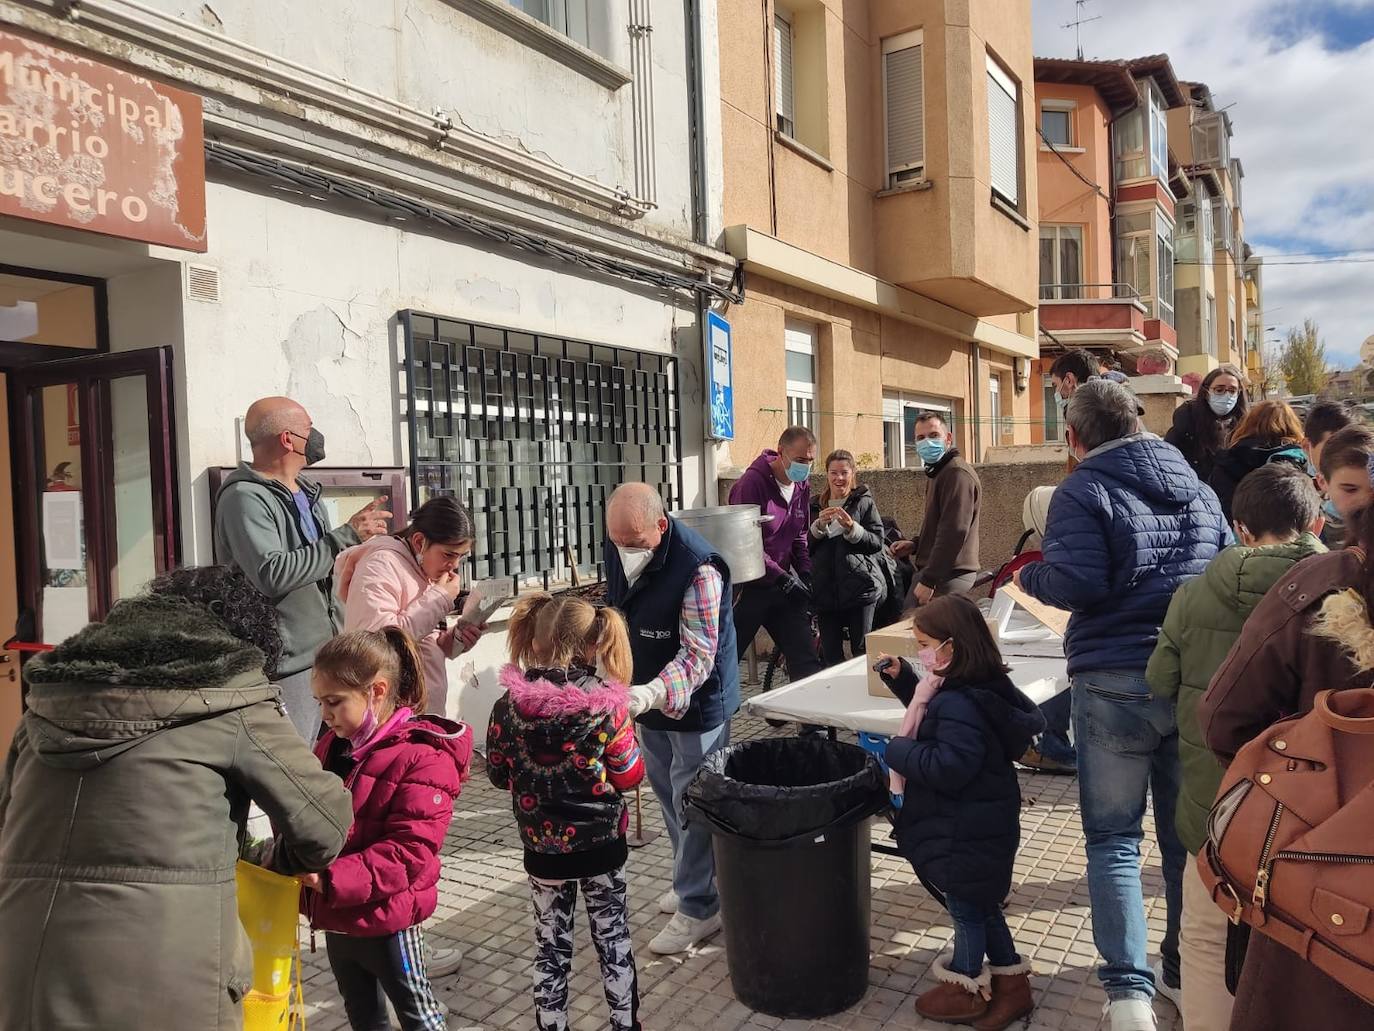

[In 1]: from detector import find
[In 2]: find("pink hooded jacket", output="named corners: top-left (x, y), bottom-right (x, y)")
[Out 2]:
top-left (336, 535), bottom-right (460, 716)
top-left (306, 713), bottom-right (472, 937)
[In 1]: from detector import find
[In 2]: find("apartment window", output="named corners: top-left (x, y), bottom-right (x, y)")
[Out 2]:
top-left (1199, 191), bottom-right (1214, 255)
top-left (1040, 102), bottom-right (1074, 148)
top-left (1231, 159), bottom-right (1244, 209)
top-left (509, 0), bottom-right (590, 48)
top-left (1149, 81), bottom-right (1169, 182)
top-left (1193, 112), bottom-right (1230, 169)
top-left (774, 11), bottom-right (796, 137)
top-left (883, 391), bottom-right (956, 469)
top-left (882, 31), bottom-right (925, 188)
top-left (1230, 317), bottom-right (1237, 351)
top-left (402, 313), bottom-right (681, 589)
top-left (1177, 201), bottom-right (1198, 262)
top-left (784, 318), bottom-right (816, 432)
top-left (1117, 211), bottom-right (1153, 303)
top-left (1205, 295), bottom-right (1217, 358)
top-left (1157, 227), bottom-right (1175, 326)
top-left (1039, 225), bottom-right (1083, 300)
top-left (1212, 198), bottom-right (1234, 255)
top-left (988, 375), bottom-right (1004, 442)
top-left (987, 56), bottom-right (1021, 207)
top-left (1042, 375), bottom-right (1063, 440)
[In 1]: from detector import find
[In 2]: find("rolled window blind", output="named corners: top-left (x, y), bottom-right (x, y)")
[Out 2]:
top-left (774, 15), bottom-right (795, 131)
top-left (884, 43), bottom-right (924, 177)
top-left (987, 58), bottom-right (1019, 205)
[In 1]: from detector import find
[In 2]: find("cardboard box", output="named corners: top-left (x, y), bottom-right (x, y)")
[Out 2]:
top-left (865, 619), bottom-right (919, 698)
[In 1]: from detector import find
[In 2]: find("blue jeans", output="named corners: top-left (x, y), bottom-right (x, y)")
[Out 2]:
top-left (1036, 688), bottom-right (1076, 765)
top-left (946, 893), bottom-right (1020, 977)
top-left (639, 722), bottom-right (730, 920)
top-left (1073, 672), bottom-right (1186, 1002)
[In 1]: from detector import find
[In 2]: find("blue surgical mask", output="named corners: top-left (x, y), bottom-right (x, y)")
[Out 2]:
top-left (786, 461), bottom-right (812, 483)
top-left (1323, 497), bottom-right (1341, 523)
top-left (1056, 393), bottom-right (1070, 415)
top-left (915, 438), bottom-right (947, 465)
top-left (1208, 392), bottom-right (1238, 417)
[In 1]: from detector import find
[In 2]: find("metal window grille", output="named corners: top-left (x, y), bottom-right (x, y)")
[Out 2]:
top-left (402, 311), bottom-right (683, 591)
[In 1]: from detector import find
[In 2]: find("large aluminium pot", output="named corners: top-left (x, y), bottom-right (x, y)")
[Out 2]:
top-left (672, 505), bottom-right (772, 585)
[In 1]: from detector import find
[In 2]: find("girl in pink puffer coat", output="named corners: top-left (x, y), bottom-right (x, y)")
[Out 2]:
top-left (302, 627), bottom-right (472, 1031)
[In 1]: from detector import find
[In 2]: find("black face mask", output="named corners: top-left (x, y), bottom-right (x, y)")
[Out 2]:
top-left (292, 428), bottom-right (326, 466)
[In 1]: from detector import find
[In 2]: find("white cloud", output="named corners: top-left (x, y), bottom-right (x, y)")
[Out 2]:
top-left (1033, 0), bottom-right (1374, 369)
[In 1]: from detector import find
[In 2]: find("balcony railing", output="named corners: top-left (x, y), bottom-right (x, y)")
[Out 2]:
top-left (1039, 282), bottom-right (1143, 303)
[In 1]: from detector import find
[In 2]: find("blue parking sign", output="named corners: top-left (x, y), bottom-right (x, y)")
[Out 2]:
top-left (706, 311), bottom-right (734, 440)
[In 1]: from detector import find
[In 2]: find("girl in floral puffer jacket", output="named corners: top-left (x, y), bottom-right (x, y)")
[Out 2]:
top-left (487, 593), bottom-right (645, 1031)
top-left (304, 627), bottom-right (472, 1031)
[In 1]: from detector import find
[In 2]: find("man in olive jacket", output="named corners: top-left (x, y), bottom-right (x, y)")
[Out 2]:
top-left (1146, 465), bottom-right (1324, 1031)
top-left (215, 397), bottom-right (389, 739)
top-left (0, 568), bottom-right (353, 1031)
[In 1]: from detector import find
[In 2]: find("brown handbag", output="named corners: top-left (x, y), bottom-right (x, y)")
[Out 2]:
top-left (1198, 688), bottom-right (1374, 1006)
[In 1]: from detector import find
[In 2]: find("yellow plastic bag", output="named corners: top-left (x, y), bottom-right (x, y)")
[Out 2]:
top-left (235, 859), bottom-right (306, 1031)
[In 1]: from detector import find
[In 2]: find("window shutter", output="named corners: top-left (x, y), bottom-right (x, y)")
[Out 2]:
top-left (987, 59), bottom-right (1019, 205)
top-left (774, 15), bottom-right (795, 132)
top-left (884, 43), bottom-right (924, 179)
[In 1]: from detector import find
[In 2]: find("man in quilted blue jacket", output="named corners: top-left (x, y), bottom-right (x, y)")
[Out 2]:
top-left (1015, 380), bottom-right (1228, 1031)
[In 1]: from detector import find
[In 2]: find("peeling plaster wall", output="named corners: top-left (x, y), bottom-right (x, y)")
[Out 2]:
top-left (134, 0), bottom-right (713, 239)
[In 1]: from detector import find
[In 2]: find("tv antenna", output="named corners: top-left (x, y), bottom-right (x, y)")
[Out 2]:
top-left (1063, 0), bottom-right (1102, 60)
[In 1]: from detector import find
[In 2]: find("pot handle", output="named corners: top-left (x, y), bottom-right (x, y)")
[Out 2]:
top-left (755, 514), bottom-right (775, 526)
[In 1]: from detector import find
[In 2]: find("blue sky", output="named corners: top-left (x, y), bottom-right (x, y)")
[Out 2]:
top-left (1033, 0), bottom-right (1374, 368)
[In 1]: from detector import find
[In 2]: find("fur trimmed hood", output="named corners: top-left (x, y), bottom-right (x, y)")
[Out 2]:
top-left (1311, 588), bottom-right (1374, 675)
top-left (498, 663), bottom-right (629, 718)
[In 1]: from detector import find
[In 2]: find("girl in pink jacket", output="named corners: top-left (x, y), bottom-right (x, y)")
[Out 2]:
top-left (336, 496), bottom-right (485, 717)
top-left (303, 627), bottom-right (473, 1031)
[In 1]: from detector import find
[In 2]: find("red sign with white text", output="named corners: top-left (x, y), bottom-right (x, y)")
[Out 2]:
top-left (0, 29), bottom-right (206, 250)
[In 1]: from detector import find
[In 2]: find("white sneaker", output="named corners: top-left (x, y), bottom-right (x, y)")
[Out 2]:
top-left (427, 943), bottom-right (464, 978)
top-left (1104, 998), bottom-right (1157, 1031)
top-left (648, 911), bottom-right (722, 955)
top-left (1152, 961), bottom-right (1181, 1011)
top-left (657, 890), bottom-right (680, 914)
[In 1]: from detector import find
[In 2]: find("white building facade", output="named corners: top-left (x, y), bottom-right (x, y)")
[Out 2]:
top-left (0, 0), bottom-right (735, 742)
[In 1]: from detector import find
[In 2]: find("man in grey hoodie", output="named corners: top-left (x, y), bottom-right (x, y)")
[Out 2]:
top-left (214, 397), bottom-right (389, 738)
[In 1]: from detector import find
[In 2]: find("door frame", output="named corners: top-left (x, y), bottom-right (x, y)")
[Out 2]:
top-left (9, 346), bottom-right (179, 637)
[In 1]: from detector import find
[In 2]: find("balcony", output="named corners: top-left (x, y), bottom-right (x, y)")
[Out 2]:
top-left (1038, 283), bottom-right (1149, 346)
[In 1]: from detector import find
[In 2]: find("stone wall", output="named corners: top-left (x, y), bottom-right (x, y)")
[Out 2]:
top-left (721, 450), bottom-right (1071, 578)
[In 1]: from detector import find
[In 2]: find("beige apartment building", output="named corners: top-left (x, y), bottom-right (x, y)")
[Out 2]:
top-left (716, 0), bottom-right (1039, 470)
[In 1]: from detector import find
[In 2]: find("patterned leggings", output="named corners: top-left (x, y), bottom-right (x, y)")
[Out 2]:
top-left (529, 866), bottom-right (640, 1031)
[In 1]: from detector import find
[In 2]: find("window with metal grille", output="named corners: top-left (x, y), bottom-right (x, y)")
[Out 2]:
top-left (883, 31), bottom-right (924, 188)
top-left (402, 312), bottom-right (682, 590)
top-left (987, 55), bottom-right (1020, 207)
top-left (774, 12), bottom-right (796, 136)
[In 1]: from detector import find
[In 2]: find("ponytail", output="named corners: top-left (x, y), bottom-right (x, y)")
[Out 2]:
top-left (315, 626), bottom-right (426, 714)
top-left (592, 607), bottom-right (633, 685)
top-left (382, 625), bottom-right (427, 713)
top-left (506, 592), bottom-right (555, 668)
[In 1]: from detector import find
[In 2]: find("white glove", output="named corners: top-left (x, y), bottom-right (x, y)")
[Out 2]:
top-left (627, 681), bottom-right (668, 718)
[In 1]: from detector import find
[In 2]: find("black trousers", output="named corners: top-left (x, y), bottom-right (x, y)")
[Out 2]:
top-left (325, 928), bottom-right (447, 1031)
top-left (734, 581), bottom-right (822, 683)
top-left (817, 604), bottom-right (877, 667)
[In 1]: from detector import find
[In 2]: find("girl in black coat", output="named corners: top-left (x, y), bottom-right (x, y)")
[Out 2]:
top-left (808, 450), bottom-right (888, 664)
top-left (1165, 364), bottom-right (1247, 483)
top-left (876, 596), bottom-right (1044, 1030)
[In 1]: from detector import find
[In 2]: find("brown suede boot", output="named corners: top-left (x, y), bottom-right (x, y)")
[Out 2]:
top-left (972, 960), bottom-right (1035, 1031)
top-left (914, 955), bottom-right (991, 1025)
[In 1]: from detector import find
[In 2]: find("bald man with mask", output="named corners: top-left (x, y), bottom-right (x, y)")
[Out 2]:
top-left (214, 397), bottom-right (390, 738)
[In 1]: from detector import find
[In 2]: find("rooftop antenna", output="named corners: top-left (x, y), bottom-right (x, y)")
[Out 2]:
top-left (1062, 0), bottom-right (1102, 60)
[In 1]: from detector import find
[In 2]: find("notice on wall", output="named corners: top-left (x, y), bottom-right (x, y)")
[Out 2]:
top-left (0, 29), bottom-right (206, 250)
top-left (706, 310), bottom-right (734, 440)
top-left (42, 489), bottom-right (84, 570)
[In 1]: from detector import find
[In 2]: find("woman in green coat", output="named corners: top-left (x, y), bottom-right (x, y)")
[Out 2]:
top-left (1146, 465), bottom-right (1324, 1031)
top-left (0, 566), bottom-right (355, 1031)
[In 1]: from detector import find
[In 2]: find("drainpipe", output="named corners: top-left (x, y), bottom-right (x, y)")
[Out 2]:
top-left (970, 344), bottom-right (983, 463)
top-left (684, 0), bottom-right (721, 505)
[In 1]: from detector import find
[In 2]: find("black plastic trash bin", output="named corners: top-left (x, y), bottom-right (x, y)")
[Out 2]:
top-left (683, 736), bottom-right (889, 1019)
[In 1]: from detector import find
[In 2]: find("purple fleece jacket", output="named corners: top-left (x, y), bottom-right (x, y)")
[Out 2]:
top-left (728, 450), bottom-right (812, 582)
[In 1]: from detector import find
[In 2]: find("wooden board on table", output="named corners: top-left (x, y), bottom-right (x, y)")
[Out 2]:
top-left (998, 582), bottom-right (1071, 638)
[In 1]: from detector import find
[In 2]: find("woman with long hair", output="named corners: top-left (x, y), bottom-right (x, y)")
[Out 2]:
top-left (1207, 399), bottom-right (1307, 522)
top-left (1166, 365), bottom-right (1249, 482)
top-left (336, 494), bottom-right (484, 718)
top-left (808, 449), bottom-right (888, 663)
top-left (0, 566), bottom-right (353, 1031)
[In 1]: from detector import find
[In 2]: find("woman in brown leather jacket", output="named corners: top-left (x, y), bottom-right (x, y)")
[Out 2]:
top-left (1200, 503), bottom-right (1374, 1031)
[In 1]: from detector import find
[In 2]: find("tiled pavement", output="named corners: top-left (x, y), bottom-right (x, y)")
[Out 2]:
top-left (300, 689), bottom-right (1180, 1031)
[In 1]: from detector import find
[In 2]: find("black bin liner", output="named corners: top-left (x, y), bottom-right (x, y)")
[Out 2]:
top-left (683, 737), bottom-right (889, 1019)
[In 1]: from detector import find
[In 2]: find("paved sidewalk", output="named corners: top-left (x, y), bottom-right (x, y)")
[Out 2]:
top-left (300, 700), bottom-right (1180, 1031)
